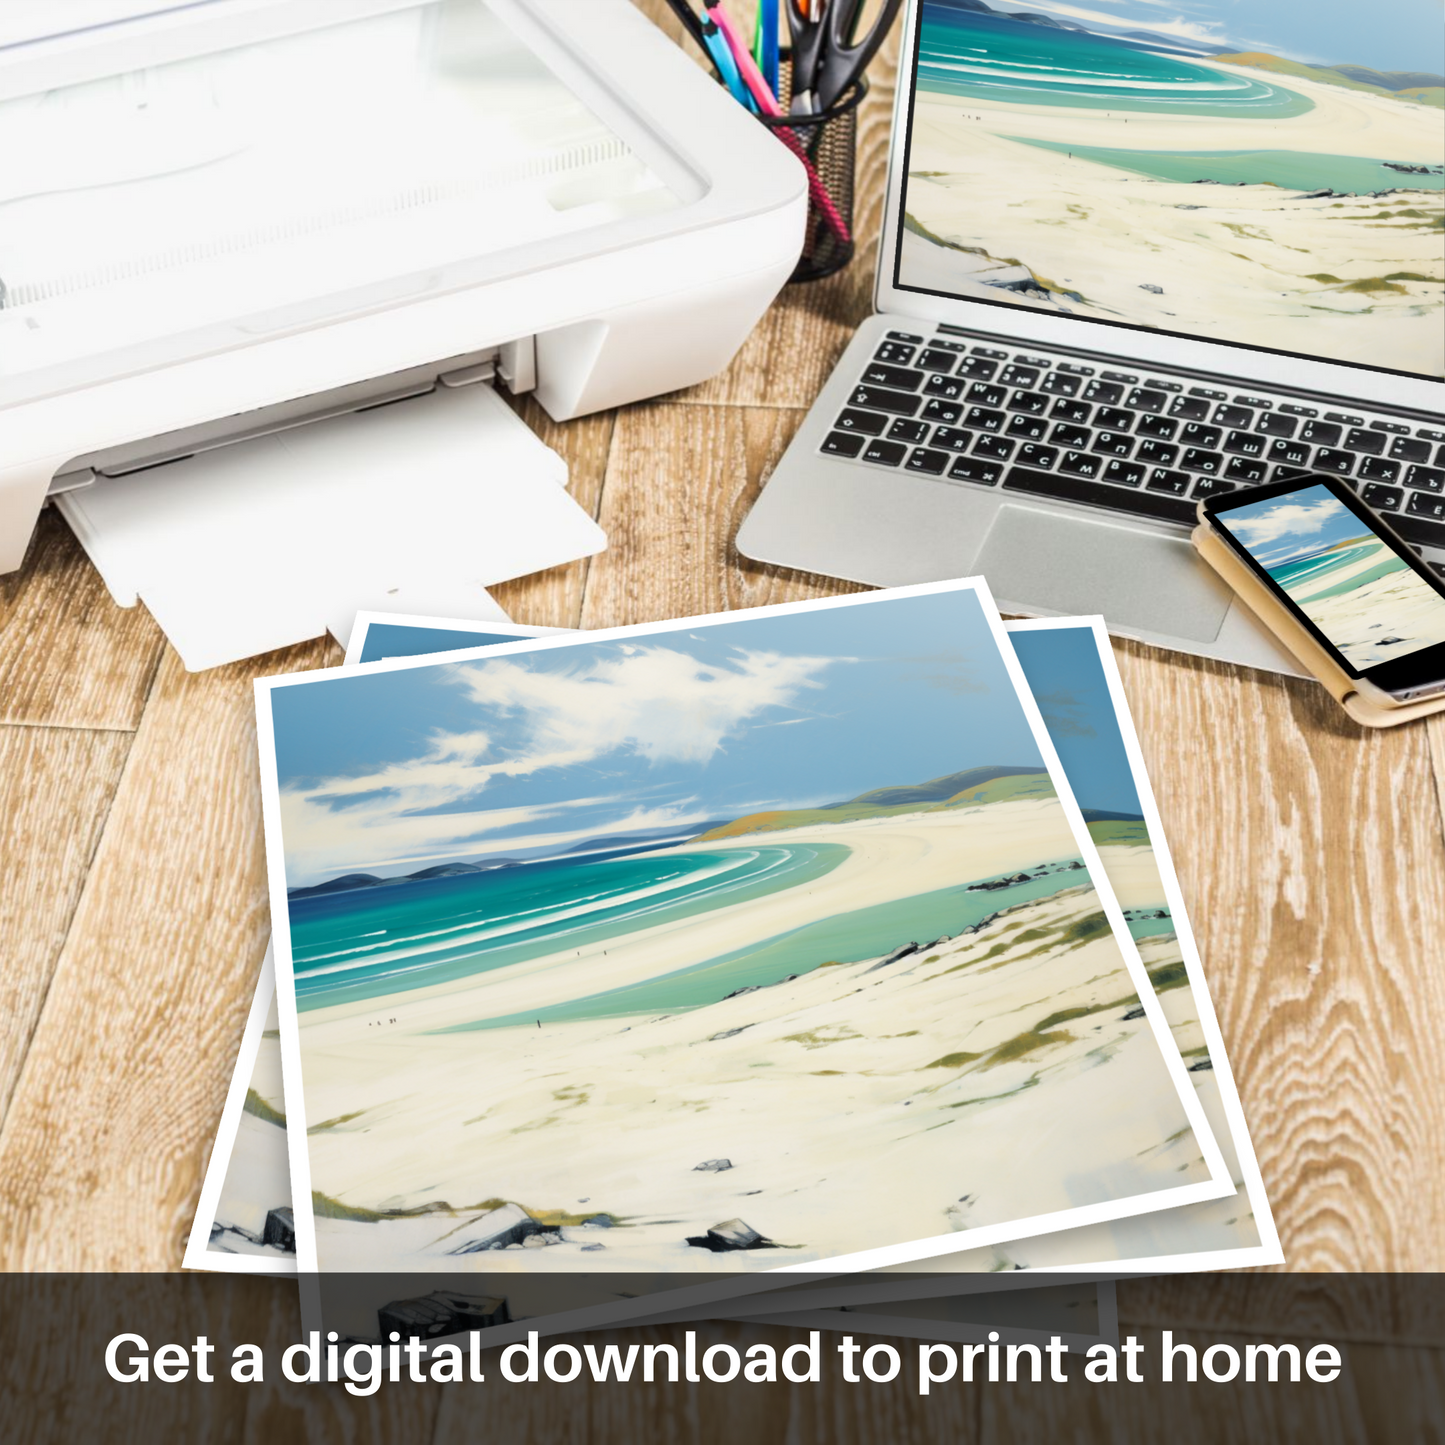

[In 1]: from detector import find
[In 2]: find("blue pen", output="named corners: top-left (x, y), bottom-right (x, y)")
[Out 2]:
top-left (758, 0), bottom-right (780, 97)
top-left (701, 14), bottom-right (755, 110)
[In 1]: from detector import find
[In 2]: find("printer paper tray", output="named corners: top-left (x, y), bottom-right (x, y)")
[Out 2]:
top-left (57, 384), bottom-right (604, 670)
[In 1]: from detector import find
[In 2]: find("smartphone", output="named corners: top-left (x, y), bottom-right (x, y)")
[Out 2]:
top-left (1199, 474), bottom-right (1445, 706)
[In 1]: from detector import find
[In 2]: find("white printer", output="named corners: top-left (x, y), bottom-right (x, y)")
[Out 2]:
top-left (0, 0), bottom-right (806, 664)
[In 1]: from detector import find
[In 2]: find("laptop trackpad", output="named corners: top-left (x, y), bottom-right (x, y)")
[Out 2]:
top-left (976, 505), bottom-right (1233, 643)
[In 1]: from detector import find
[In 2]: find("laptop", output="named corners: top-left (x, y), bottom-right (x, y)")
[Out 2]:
top-left (738, 0), bottom-right (1445, 673)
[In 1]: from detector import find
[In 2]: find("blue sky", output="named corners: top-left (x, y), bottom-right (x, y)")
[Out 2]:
top-left (1217, 484), bottom-right (1374, 568)
top-left (1010, 626), bottom-right (1142, 818)
top-left (269, 591), bottom-right (1050, 887)
top-left (1017, 0), bottom-right (1442, 74)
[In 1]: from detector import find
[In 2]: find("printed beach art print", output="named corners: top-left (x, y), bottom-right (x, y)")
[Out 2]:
top-left (255, 584), bottom-right (1229, 1317)
top-left (898, 0), bottom-right (1444, 376)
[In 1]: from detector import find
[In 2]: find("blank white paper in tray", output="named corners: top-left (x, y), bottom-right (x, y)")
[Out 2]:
top-left (57, 383), bottom-right (604, 669)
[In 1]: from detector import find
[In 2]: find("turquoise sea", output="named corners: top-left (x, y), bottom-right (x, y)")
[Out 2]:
top-left (1003, 140), bottom-right (1445, 194)
top-left (288, 842), bottom-right (1092, 1022)
top-left (917, 6), bottom-right (1312, 118)
top-left (1267, 538), bottom-right (1407, 602)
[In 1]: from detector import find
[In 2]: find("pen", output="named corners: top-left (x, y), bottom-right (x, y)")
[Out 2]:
top-left (755, 0), bottom-right (780, 98)
top-left (699, 11), bottom-right (757, 109)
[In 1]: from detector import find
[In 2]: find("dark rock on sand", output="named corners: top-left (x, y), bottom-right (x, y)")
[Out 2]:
top-left (686, 1218), bottom-right (773, 1252)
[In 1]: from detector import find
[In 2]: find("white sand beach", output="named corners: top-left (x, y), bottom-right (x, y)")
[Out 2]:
top-left (294, 802), bottom-right (1218, 1281)
top-left (902, 62), bottom-right (1444, 374)
top-left (1286, 542), bottom-right (1445, 668)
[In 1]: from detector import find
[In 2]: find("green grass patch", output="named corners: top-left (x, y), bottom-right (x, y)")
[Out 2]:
top-left (243, 1088), bottom-right (285, 1127)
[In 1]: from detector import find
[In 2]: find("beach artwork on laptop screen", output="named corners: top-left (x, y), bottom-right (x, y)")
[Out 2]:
top-left (1216, 483), bottom-right (1445, 667)
top-left (898, 0), bottom-right (1444, 377)
top-left (258, 586), bottom-right (1226, 1299)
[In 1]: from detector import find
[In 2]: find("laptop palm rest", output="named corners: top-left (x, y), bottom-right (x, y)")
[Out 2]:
top-left (977, 505), bottom-right (1233, 643)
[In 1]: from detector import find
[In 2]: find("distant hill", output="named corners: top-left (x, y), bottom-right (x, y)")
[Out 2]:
top-left (1321, 65), bottom-right (1445, 93)
top-left (560, 824), bottom-right (730, 856)
top-left (1215, 52), bottom-right (1445, 109)
top-left (287, 873), bottom-right (383, 900)
top-left (289, 860), bottom-right (493, 900)
top-left (693, 766), bottom-right (1056, 841)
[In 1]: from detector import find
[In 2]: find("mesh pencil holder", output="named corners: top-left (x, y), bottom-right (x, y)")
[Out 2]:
top-left (759, 65), bottom-right (868, 284)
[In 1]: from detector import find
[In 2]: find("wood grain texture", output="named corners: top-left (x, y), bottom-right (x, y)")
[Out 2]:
top-left (580, 403), bottom-right (866, 630)
top-left (1107, 637), bottom-right (1445, 1270)
top-left (0, 641), bottom-right (331, 1270)
top-left (490, 397), bottom-right (614, 631)
top-left (0, 510), bottom-right (165, 730)
top-left (0, 726), bottom-right (133, 1127)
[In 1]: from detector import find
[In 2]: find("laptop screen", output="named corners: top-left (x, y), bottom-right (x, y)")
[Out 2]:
top-left (893, 1), bottom-right (1444, 381)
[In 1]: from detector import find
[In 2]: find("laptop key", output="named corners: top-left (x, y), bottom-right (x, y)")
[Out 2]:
top-left (1050, 398), bottom-right (1092, 424)
top-left (1059, 451), bottom-right (1103, 478)
top-left (1223, 430), bottom-right (1266, 458)
top-left (861, 438), bottom-right (908, 467)
top-left (1225, 456), bottom-right (1268, 483)
top-left (907, 447), bottom-right (951, 476)
top-left (850, 384), bottom-right (921, 417)
top-left (1104, 459), bottom-right (1146, 487)
top-left (1136, 414), bottom-right (1179, 440)
top-left (1182, 448), bottom-right (1223, 474)
top-left (1406, 465), bottom-right (1445, 493)
top-left (967, 382), bottom-right (1008, 407)
top-left (1360, 483), bottom-right (1402, 510)
top-left (1215, 404), bottom-right (1254, 429)
top-left (1137, 440), bottom-right (1179, 467)
top-left (998, 364), bottom-right (1040, 388)
top-left (974, 435), bottom-right (1015, 461)
top-left (1146, 468), bottom-right (1190, 494)
top-left (835, 408), bottom-right (890, 435)
top-left (1257, 413), bottom-right (1298, 438)
top-left (1193, 476), bottom-right (1237, 499)
top-left (874, 342), bottom-right (917, 365)
top-left (886, 330), bottom-right (924, 343)
top-left (1051, 423), bottom-right (1091, 450)
top-left (862, 363), bottom-right (925, 390)
top-left (948, 457), bottom-right (1004, 486)
top-left (1359, 457), bottom-right (1399, 483)
top-left (1003, 466), bottom-right (1197, 524)
top-left (922, 398), bottom-right (963, 425)
top-left (1008, 390), bottom-right (1050, 415)
top-left (1169, 395), bottom-right (1211, 421)
top-left (1314, 448), bottom-right (1354, 475)
top-left (821, 431), bottom-right (866, 458)
top-left (887, 418), bottom-right (932, 444)
top-left (1092, 432), bottom-right (1134, 457)
top-left (1180, 423), bottom-right (1222, 449)
top-left (958, 356), bottom-right (1000, 380)
top-left (1269, 438), bottom-right (1312, 467)
top-left (1041, 372), bottom-right (1081, 397)
top-left (1017, 444), bottom-right (1058, 469)
top-left (1299, 420), bottom-right (1341, 447)
top-left (1391, 513), bottom-right (1445, 549)
top-left (930, 427), bottom-right (975, 452)
top-left (1345, 428), bottom-right (1385, 455)
top-left (1407, 491), bottom-right (1445, 521)
top-left (1006, 414), bottom-right (1048, 441)
top-left (1083, 379), bottom-right (1123, 405)
top-left (1126, 387), bottom-right (1167, 413)
top-left (965, 406), bottom-right (1006, 432)
top-left (1389, 436), bottom-right (1431, 464)
top-left (924, 374), bottom-right (966, 400)
top-left (916, 348), bottom-right (960, 374)
top-left (1095, 406), bottom-right (1134, 432)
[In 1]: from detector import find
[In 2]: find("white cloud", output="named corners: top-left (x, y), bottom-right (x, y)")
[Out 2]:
top-left (1227, 497), bottom-right (1348, 552)
top-left (1024, 1), bottom-right (1228, 47)
top-left (280, 645), bottom-right (836, 884)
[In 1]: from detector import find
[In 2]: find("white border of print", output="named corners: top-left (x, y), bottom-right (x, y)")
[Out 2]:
top-left (182, 945), bottom-right (288, 1275)
top-left (342, 612), bottom-right (569, 665)
top-left (253, 579), bottom-right (1233, 1331)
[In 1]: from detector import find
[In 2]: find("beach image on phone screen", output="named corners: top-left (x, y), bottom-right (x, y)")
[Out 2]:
top-left (1216, 483), bottom-right (1445, 668)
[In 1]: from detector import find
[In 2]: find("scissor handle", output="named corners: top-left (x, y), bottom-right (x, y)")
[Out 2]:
top-left (815, 0), bottom-right (902, 108)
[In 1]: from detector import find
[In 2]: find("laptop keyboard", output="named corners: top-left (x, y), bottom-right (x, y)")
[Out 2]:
top-left (821, 329), bottom-right (1445, 567)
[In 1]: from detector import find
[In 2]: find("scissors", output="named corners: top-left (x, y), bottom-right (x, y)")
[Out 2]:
top-left (786, 0), bottom-right (903, 113)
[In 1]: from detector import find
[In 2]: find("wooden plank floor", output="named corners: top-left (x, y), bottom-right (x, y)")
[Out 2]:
top-left (0, 4), bottom-right (1440, 1438)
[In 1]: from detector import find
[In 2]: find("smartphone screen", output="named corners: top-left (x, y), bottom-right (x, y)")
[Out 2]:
top-left (1204, 476), bottom-right (1445, 695)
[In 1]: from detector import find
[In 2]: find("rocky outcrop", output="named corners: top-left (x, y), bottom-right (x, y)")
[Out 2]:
top-left (262, 1207), bottom-right (295, 1253)
top-left (378, 1290), bottom-right (510, 1340)
top-left (694, 1159), bottom-right (733, 1173)
top-left (686, 1218), bottom-right (773, 1252)
top-left (447, 1202), bottom-right (552, 1255)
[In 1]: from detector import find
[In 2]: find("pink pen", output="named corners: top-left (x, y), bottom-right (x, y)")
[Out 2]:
top-left (705, 1), bottom-right (853, 247)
